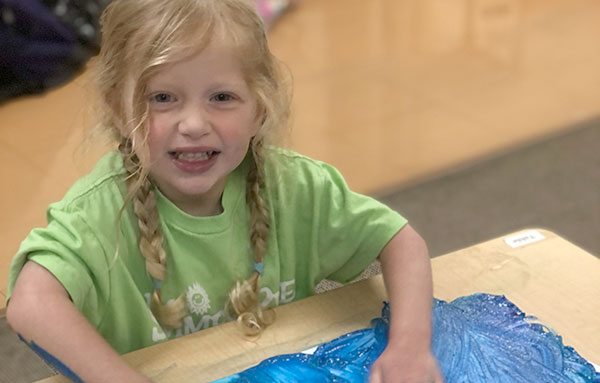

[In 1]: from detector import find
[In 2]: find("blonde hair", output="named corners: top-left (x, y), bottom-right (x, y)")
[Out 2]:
top-left (94, 0), bottom-right (291, 333)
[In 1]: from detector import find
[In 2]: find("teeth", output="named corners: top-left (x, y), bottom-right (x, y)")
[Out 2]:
top-left (176, 151), bottom-right (212, 161)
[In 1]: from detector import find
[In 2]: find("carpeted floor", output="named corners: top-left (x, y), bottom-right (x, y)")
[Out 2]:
top-left (377, 118), bottom-right (600, 259)
top-left (1, 118), bottom-right (598, 383)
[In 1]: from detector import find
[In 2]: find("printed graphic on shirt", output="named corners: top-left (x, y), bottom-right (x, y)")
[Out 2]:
top-left (186, 282), bottom-right (211, 315)
top-left (150, 279), bottom-right (296, 343)
top-left (259, 279), bottom-right (296, 307)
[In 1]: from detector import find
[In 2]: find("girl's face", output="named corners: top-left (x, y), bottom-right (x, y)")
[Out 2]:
top-left (144, 36), bottom-right (261, 216)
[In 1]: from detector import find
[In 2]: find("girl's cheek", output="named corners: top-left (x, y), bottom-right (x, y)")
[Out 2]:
top-left (148, 115), bottom-right (171, 135)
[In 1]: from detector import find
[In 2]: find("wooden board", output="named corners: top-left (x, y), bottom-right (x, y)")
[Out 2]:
top-left (38, 229), bottom-right (600, 382)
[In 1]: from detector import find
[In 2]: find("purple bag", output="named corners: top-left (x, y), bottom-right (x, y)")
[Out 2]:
top-left (0, 0), bottom-right (108, 102)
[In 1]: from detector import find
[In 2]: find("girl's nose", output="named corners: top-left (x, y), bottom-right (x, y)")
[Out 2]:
top-left (177, 104), bottom-right (211, 137)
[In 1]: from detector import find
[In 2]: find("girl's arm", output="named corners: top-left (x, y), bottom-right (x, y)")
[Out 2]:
top-left (370, 224), bottom-right (444, 383)
top-left (7, 261), bottom-right (152, 383)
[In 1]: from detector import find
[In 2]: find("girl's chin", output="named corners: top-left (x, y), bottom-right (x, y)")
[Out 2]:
top-left (172, 184), bottom-right (221, 198)
top-left (169, 179), bottom-right (225, 200)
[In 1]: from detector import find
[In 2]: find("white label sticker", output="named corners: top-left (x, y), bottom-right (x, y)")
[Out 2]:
top-left (301, 345), bottom-right (319, 355)
top-left (504, 230), bottom-right (545, 248)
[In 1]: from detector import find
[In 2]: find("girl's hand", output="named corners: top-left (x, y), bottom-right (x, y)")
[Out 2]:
top-left (369, 344), bottom-right (444, 383)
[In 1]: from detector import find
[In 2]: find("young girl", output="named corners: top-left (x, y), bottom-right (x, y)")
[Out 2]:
top-left (6, 0), bottom-right (443, 382)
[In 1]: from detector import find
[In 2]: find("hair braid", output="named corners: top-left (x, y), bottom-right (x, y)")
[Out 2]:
top-left (229, 138), bottom-right (274, 335)
top-left (247, 139), bottom-right (270, 264)
top-left (119, 140), bottom-right (186, 329)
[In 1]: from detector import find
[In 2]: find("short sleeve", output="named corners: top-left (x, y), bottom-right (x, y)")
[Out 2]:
top-left (6, 207), bottom-right (110, 327)
top-left (314, 162), bottom-right (407, 284)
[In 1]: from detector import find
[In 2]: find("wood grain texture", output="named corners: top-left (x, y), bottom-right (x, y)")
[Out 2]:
top-left (270, 0), bottom-right (600, 193)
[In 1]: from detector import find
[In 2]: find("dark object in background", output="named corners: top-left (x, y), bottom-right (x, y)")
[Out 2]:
top-left (0, 0), bottom-right (110, 103)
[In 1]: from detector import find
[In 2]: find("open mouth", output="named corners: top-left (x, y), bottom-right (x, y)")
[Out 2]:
top-left (168, 150), bottom-right (220, 162)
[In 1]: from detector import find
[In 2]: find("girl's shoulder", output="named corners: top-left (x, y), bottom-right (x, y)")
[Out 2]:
top-left (264, 146), bottom-right (348, 195)
top-left (53, 150), bottom-right (127, 213)
top-left (265, 146), bottom-right (335, 175)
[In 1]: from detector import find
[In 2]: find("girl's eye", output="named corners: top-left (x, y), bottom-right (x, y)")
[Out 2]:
top-left (212, 93), bottom-right (233, 102)
top-left (151, 93), bottom-right (173, 103)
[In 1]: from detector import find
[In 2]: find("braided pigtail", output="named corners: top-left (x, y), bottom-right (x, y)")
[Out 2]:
top-left (229, 138), bottom-right (275, 336)
top-left (119, 140), bottom-right (187, 328)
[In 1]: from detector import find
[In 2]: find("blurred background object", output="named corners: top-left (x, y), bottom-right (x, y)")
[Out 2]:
top-left (0, 0), bottom-right (109, 102)
top-left (256, 0), bottom-right (302, 29)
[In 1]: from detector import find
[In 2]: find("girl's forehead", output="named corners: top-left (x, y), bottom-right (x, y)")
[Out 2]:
top-left (187, 37), bottom-right (239, 64)
top-left (164, 31), bottom-right (243, 69)
top-left (147, 39), bottom-right (248, 88)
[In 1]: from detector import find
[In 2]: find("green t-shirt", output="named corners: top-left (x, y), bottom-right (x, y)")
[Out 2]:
top-left (6, 148), bottom-right (406, 354)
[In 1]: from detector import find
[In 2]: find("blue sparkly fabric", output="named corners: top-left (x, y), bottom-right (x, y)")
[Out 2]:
top-left (213, 294), bottom-right (600, 383)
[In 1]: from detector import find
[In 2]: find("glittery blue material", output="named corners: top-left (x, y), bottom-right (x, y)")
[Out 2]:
top-left (213, 294), bottom-right (600, 383)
